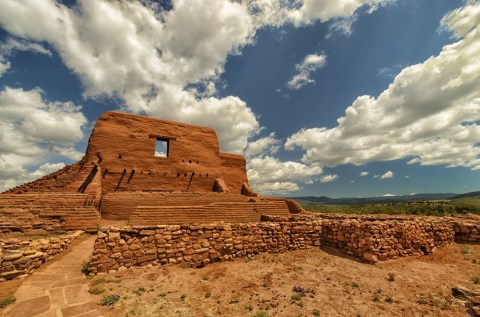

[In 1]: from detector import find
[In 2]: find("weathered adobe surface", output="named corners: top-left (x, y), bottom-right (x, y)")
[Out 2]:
top-left (0, 193), bottom-right (100, 233)
top-left (73, 111), bottom-right (251, 196)
top-left (0, 230), bottom-right (83, 281)
top-left (3, 161), bottom-right (85, 194)
top-left (88, 213), bottom-right (480, 274)
top-left (0, 111), bottom-right (300, 232)
top-left (101, 192), bottom-right (291, 223)
top-left (4, 111), bottom-right (252, 196)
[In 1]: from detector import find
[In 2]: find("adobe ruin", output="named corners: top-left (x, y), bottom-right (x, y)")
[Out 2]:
top-left (1, 111), bottom-right (480, 279)
top-left (0, 111), bottom-right (299, 232)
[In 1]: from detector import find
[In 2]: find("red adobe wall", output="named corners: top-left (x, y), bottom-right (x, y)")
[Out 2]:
top-left (71, 111), bottom-right (250, 196)
top-left (4, 111), bottom-right (252, 197)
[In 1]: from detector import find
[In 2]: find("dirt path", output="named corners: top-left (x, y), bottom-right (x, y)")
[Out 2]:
top-left (1, 235), bottom-right (103, 317)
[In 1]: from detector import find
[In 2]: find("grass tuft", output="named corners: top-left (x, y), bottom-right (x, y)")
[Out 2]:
top-left (387, 273), bottom-right (396, 282)
top-left (88, 288), bottom-right (104, 295)
top-left (461, 245), bottom-right (473, 255)
top-left (92, 277), bottom-right (121, 286)
top-left (0, 297), bottom-right (16, 308)
top-left (471, 275), bottom-right (480, 284)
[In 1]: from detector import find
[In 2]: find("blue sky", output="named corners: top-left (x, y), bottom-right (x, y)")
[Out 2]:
top-left (0, 0), bottom-right (479, 197)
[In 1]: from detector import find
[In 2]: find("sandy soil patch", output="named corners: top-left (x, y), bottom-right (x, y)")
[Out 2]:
top-left (85, 242), bottom-right (480, 317)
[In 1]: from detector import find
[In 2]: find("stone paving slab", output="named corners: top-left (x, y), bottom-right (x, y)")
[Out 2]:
top-left (1, 235), bottom-right (104, 317)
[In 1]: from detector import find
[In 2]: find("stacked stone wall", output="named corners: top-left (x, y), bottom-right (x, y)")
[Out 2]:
top-left (0, 231), bottom-right (83, 281)
top-left (88, 214), bottom-right (480, 273)
top-left (452, 216), bottom-right (480, 242)
top-left (88, 221), bottom-right (322, 274)
top-left (320, 217), bottom-right (453, 262)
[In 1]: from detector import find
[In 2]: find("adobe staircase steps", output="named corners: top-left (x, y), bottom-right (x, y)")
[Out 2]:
top-left (0, 193), bottom-right (100, 232)
top-left (0, 193), bottom-right (93, 206)
top-left (129, 204), bottom-right (261, 225)
top-left (101, 192), bottom-right (254, 220)
top-left (100, 191), bottom-right (292, 225)
top-left (1, 191), bottom-right (292, 230)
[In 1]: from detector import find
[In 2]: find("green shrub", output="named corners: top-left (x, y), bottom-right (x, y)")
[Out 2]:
top-left (81, 261), bottom-right (90, 276)
top-left (0, 297), bottom-right (16, 308)
top-left (134, 287), bottom-right (146, 295)
top-left (461, 246), bottom-right (473, 255)
top-left (100, 294), bottom-right (120, 306)
top-left (302, 197), bottom-right (480, 216)
top-left (387, 273), bottom-right (396, 282)
top-left (92, 277), bottom-right (121, 286)
top-left (88, 288), bottom-right (104, 295)
top-left (471, 275), bottom-right (480, 284)
top-left (291, 294), bottom-right (302, 301)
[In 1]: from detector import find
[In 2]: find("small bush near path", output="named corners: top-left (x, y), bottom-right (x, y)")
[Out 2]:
top-left (387, 273), bottom-right (396, 282)
top-left (88, 288), bottom-right (104, 295)
top-left (100, 294), bottom-right (120, 306)
top-left (0, 297), bottom-right (16, 308)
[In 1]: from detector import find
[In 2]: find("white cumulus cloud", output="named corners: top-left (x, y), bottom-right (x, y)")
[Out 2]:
top-left (0, 0), bottom-right (388, 154)
top-left (0, 0), bottom-right (258, 154)
top-left (287, 0), bottom-right (394, 27)
top-left (0, 38), bottom-right (52, 77)
top-left (32, 162), bottom-right (66, 177)
top-left (0, 0), bottom-right (397, 193)
top-left (0, 61), bottom-right (9, 77)
top-left (0, 87), bottom-right (86, 192)
top-left (286, 2), bottom-right (480, 171)
top-left (359, 171), bottom-right (369, 176)
top-left (320, 174), bottom-right (339, 183)
top-left (244, 132), bottom-right (281, 158)
top-left (253, 181), bottom-right (300, 195)
top-left (380, 171), bottom-right (394, 179)
top-left (286, 53), bottom-right (327, 90)
top-left (247, 156), bottom-right (322, 194)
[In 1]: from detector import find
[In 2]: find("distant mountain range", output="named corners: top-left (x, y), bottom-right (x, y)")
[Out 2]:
top-left (291, 191), bottom-right (480, 205)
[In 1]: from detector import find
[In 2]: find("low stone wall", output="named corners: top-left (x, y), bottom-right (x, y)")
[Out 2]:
top-left (320, 217), bottom-right (453, 262)
top-left (88, 221), bottom-right (322, 274)
top-left (88, 213), bottom-right (480, 273)
top-left (0, 230), bottom-right (83, 281)
top-left (453, 217), bottom-right (480, 242)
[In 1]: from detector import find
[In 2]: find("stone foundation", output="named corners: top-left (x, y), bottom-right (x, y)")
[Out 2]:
top-left (0, 231), bottom-right (83, 281)
top-left (88, 213), bottom-right (480, 273)
top-left (88, 220), bottom-right (321, 273)
top-left (452, 214), bottom-right (480, 242)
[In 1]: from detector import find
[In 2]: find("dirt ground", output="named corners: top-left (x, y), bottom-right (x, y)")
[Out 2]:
top-left (83, 242), bottom-right (480, 317)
